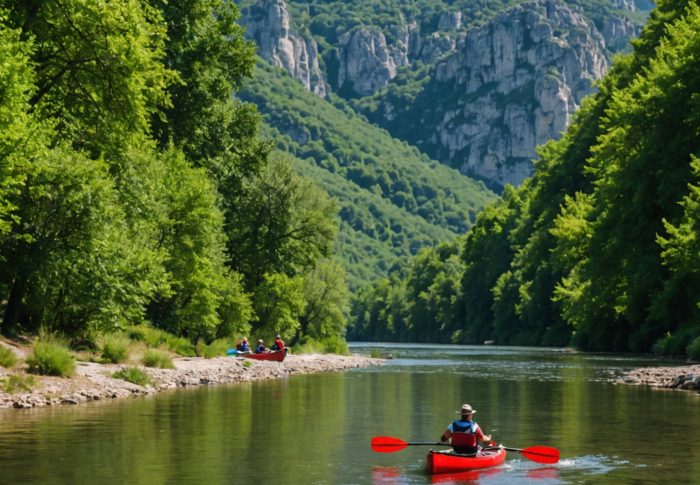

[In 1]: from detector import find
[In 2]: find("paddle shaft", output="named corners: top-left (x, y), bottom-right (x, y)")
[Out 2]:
top-left (396, 442), bottom-right (446, 446)
top-left (502, 447), bottom-right (552, 458)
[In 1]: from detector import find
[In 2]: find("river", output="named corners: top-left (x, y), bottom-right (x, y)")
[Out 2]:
top-left (0, 344), bottom-right (698, 484)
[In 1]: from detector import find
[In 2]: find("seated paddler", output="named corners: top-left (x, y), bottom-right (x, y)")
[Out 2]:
top-left (440, 403), bottom-right (492, 455)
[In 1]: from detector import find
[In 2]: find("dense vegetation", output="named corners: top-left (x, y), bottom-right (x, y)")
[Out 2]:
top-left (0, 1), bottom-right (347, 351)
top-left (240, 61), bottom-right (496, 288)
top-left (349, 0), bottom-right (700, 360)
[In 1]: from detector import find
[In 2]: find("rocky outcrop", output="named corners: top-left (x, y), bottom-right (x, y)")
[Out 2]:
top-left (414, 32), bottom-right (457, 64)
top-left (238, 0), bottom-right (651, 188)
top-left (617, 364), bottom-right (700, 393)
top-left (599, 14), bottom-right (641, 52)
top-left (240, 0), bottom-right (327, 97)
top-left (336, 26), bottom-right (410, 97)
top-left (371, 0), bottom-right (610, 188)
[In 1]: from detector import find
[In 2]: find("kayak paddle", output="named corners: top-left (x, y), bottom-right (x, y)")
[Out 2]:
top-left (371, 436), bottom-right (448, 453)
top-left (371, 436), bottom-right (560, 464)
top-left (500, 445), bottom-right (559, 464)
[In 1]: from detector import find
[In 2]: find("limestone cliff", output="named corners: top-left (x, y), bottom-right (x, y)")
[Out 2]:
top-left (364, 0), bottom-right (610, 188)
top-left (239, 0), bottom-right (650, 189)
top-left (240, 0), bottom-right (326, 97)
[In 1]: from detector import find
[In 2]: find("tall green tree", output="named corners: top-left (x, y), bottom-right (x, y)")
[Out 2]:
top-left (553, 3), bottom-right (700, 351)
top-left (655, 157), bottom-right (700, 352)
top-left (299, 259), bottom-right (350, 341)
top-left (6, 0), bottom-right (173, 156)
top-left (144, 148), bottom-right (251, 343)
top-left (227, 157), bottom-right (338, 289)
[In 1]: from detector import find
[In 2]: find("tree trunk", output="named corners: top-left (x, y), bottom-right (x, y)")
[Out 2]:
top-left (2, 276), bottom-right (24, 335)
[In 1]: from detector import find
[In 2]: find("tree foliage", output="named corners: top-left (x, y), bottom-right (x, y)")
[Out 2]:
top-left (0, 1), bottom-right (348, 347)
top-left (349, 0), bottom-right (700, 358)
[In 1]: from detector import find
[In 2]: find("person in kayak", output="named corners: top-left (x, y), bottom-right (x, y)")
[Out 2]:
top-left (272, 335), bottom-right (285, 352)
top-left (440, 404), bottom-right (492, 455)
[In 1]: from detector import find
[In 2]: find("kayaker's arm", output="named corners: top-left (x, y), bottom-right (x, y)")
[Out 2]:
top-left (475, 425), bottom-right (491, 443)
top-left (440, 429), bottom-right (452, 442)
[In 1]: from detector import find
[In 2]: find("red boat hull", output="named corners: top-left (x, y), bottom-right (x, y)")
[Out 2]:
top-left (241, 350), bottom-right (286, 362)
top-left (427, 448), bottom-right (506, 474)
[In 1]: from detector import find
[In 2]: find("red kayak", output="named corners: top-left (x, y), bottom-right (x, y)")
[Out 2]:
top-left (240, 350), bottom-right (286, 362)
top-left (427, 448), bottom-right (506, 474)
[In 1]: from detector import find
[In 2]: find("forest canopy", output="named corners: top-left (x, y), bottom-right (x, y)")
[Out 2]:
top-left (0, 0), bottom-right (346, 352)
top-left (349, 0), bottom-right (700, 360)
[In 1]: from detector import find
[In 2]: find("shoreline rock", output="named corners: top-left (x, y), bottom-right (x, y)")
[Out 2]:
top-left (617, 364), bottom-right (700, 393)
top-left (0, 353), bottom-right (382, 410)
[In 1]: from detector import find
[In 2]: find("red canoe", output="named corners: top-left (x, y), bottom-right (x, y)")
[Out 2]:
top-left (240, 350), bottom-right (286, 362)
top-left (427, 448), bottom-right (506, 474)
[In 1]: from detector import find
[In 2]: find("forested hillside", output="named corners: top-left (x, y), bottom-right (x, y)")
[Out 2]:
top-left (240, 62), bottom-right (496, 288)
top-left (350, 0), bottom-right (700, 360)
top-left (238, 0), bottom-right (652, 189)
top-left (0, 1), bottom-right (349, 352)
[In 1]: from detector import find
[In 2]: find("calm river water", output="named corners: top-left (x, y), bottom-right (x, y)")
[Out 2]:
top-left (0, 344), bottom-right (698, 484)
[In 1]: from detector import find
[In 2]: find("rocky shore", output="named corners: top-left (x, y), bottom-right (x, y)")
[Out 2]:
top-left (617, 364), bottom-right (700, 393)
top-left (0, 353), bottom-right (382, 410)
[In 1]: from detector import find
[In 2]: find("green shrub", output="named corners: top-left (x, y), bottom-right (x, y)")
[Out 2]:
top-left (127, 325), bottom-right (195, 356)
top-left (688, 336), bottom-right (700, 361)
top-left (294, 338), bottom-right (323, 354)
top-left (113, 367), bottom-right (152, 386)
top-left (320, 335), bottom-right (349, 355)
top-left (1, 374), bottom-right (36, 393)
top-left (243, 360), bottom-right (253, 368)
top-left (101, 334), bottom-right (131, 363)
top-left (295, 336), bottom-right (349, 355)
top-left (369, 348), bottom-right (382, 358)
top-left (202, 339), bottom-right (232, 359)
top-left (26, 335), bottom-right (76, 377)
top-left (0, 346), bottom-right (18, 368)
top-left (142, 349), bottom-right (174, 369)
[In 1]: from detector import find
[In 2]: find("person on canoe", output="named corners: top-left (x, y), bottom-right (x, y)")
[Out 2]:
top-left (440, 404), bottom-right (492, 455)
top-left (237, 337), bottom-right (251, 353)
top-left (255, 339), bottom-right (268, 354)
top-left (272, 335), bottom-right (285, 352)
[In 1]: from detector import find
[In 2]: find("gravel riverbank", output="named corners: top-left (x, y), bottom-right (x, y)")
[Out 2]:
top-left (0, 353), bottom-right (382, 409)
top-left (617, 364), bottom-right (700, 393)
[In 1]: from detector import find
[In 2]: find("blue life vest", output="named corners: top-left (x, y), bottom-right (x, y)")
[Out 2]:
top-left (452, 420), bottom-right (476, 434)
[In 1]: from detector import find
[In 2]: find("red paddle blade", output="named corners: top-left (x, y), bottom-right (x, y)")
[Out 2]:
top-left (520, 446), bottom-right (560, 464)
top-left (371, 436), bottom-right (409, 453)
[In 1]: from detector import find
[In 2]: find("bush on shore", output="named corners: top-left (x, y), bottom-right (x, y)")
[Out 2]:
top-left (127, 325), bottom-right (195, 356)
top-left (142, 349), bottom-right (174, 369)
top-left (688, 336), bottom-right (700, 361)
top-left (295, 336), bottom-right (349, 355)
top-left (1, 374), bottom-right (36, 393)
top-left (26, 334), bottom-right (76, 377)
top-left (101, 334), bottom-right (131, 363)
top-left (113, 367), bottom-right (152, 386)
top-left (0, 346), bottom-right (18, 368)
top-left (201, 338), bottom-right (234, 358)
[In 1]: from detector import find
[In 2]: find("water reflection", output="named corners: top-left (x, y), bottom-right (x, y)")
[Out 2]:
top-left (0, 344), bottom-right (697, 484)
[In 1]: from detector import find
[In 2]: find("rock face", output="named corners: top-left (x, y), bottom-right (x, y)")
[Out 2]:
top-left (372, 0), bottom-right (610, 188)
top-left (240, 0), bottom-right (326, 97)
top-left (336, 26), bottom-right (410, 97)
top-left (239, 0), bottom-right (650, 188)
